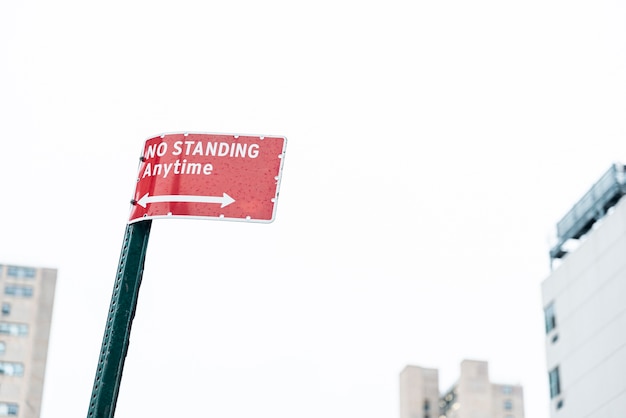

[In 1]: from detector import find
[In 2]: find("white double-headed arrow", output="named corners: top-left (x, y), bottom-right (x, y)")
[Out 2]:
top-left (137, 192), bottom-right (235, 208)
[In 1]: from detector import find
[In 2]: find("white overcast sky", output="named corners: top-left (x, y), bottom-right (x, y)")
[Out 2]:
top-left (2, 1), bottom-right (626, 417)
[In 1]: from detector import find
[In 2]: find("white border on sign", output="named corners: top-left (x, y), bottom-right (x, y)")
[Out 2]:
top-left (127, 131), bottom-right (288, 224)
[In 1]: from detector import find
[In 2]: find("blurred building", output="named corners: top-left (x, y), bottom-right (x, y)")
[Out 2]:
top-left (0, 265), bottom-right (57, 418)
top-left (400, 359), bottom-right (524, 418)
top-left (542, 163), bottom-right (626, 417)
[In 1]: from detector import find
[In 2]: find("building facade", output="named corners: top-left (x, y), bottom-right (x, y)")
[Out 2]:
top-left (400, 360), bottom-right (524, 418)
top-left (542, 164), bottom-right (626, 417)
top-left (0, 265), bottom-right (57, 418)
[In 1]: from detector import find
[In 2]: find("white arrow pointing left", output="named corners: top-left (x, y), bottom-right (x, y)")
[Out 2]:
top-left (137, 192), bottom-right (235, 208)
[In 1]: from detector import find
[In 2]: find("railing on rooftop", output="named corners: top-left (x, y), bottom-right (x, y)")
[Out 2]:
top-left (550, 163), bottom-right (626, 261)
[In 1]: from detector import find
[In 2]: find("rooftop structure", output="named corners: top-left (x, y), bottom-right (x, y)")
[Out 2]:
top-left (549, 163), bottom-right (626, 261)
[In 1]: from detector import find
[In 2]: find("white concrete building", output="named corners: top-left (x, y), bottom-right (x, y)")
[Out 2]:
top-left (400, 360), bottom-right (524, 418)
top-left (542, 163), bottom-right (626, 417)
top-left (0, 265), bottom-right (57, 418)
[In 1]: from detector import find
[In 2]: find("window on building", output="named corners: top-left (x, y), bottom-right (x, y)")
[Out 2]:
top-left (0, 342), bottom-right (5, 355)
top-left (0, 362), bottom-right (23, 377)
top-left (423, 398), bottom-right (430, 418)
top-left (502, 385), bottom-right (513, 394)
top-left (544, 302), bottom-right (557, 333)
top-left (504, 399), bottom-right (513, 410)
top-left (7, 266), bottom-right (35, 279)
top-left (1, 304), bottom-right (9, 316)
top-left (4, 285), bottom-right (33, 298)
top-left (549, 366), bottom-right (561, 399)
top-left (0, 402), bottom-right (18, 416)
top-left (0, 322), bottom-right (28, 336)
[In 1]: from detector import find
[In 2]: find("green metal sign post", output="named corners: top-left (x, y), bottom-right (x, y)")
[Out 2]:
top-left (87, 220), bottom-right (152, 418)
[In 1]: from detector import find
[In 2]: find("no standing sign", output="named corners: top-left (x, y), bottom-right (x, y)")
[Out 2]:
top-left (129, 132), bottom-right (287, 223)
top-left (89, 131), bottom-right (288, 418)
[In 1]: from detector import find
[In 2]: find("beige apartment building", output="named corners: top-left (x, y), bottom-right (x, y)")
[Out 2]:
top-left (0, 265), bottom-right (57, 417)
top-left (400, 359), bottom-right (524, 418)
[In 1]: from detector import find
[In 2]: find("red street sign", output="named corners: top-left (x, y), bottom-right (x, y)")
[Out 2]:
top-left (128, 132), bottom-right (287, 224)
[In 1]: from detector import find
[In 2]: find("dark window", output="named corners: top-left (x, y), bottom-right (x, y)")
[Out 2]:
top-left (504, 399), bottom-right (513, 410)
top-left (0, 402), bottom-right (19, 415)
top-left (7, 266), bottom-right (35, 279)
top-left (4, 285), bottom-right (33, 298)
top-left (1, 304), bottom-right (9, 316)
top-left (0, 322), bottom-right (28, 336)
top-left (545, 302), bottom-right (557, 333)
top-left (0, 362), bottom-right (23, 376)
top-left (549, 366), bottom-right (561, 399)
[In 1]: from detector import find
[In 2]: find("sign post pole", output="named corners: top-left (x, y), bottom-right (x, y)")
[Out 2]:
top-left (86, 220), bottom-right (152, 418)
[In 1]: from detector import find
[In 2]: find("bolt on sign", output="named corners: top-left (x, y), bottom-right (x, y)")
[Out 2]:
top-left (129, 132), bottom-right (287, 223)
